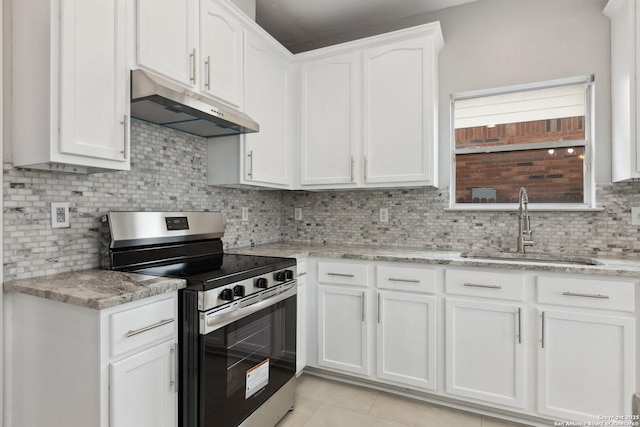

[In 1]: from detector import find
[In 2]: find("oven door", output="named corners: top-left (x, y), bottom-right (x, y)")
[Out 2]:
top-left (199, 284), bottom-right (296, 427)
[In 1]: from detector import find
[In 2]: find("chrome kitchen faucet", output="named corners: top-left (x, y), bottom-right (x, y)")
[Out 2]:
top-left (517, 187), bottom-right (534, 253)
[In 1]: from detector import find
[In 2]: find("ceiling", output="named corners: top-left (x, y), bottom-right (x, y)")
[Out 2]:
top-left (255, 0), bottom-right (478, 52)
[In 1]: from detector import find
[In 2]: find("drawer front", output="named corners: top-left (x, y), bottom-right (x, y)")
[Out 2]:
top-left (446, 269), bottom-right (524, 301)
top-left (376, 264), bottom-right (436, 293)
top-left (318, 261), bottom-right (368, 286)
top-left (297, 259), bottom-right (308, 277)
top-left (110, 294), bottom-right (176, 358)
top-left (537, 276), bottom-right (635, 312)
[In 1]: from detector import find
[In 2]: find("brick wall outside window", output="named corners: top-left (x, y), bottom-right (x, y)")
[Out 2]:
top-left (455, 117), bottom-right (585, 204)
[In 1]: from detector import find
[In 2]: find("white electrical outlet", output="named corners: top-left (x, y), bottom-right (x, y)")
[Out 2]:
top-left (241, 207), bottom-right (249, 222)
top-left (294, 208), bottom-right (302, 221)
top-left (379, 208), bottom-right (389, 223)
top-left (632, 207), bottom-right (640, 226)
top-left (51, 202), bottom-right (70, 228)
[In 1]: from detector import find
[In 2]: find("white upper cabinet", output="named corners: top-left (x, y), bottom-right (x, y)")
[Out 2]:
top-left (136, 0), bottom-right (199, 88)
top-left (243, 34), bottom-right (293, 187)
top-left (200, 0), bottom-right (244, 108)
top-left (362, 37), bottom-right (437, 185)
top-left (12, 0), bottom-right (130, 173)
top-left (605, 0), bottom-right (640, 181)
top-left (300, 53), bottom-right (359, 186)
top-left (297, 23), bottom-right (443, 190)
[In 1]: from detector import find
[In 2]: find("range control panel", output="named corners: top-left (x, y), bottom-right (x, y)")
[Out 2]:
top-left (198, 266), bottom-right (297, 312)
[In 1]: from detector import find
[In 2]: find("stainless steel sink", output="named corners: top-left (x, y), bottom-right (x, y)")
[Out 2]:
top-left (459, 251), bottom-right (603, 266)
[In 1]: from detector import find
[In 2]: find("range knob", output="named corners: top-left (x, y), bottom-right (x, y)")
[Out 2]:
top-left (274, 271), bottom-right (286, 282)
top-left (219, 288), bottom-right (234, 301)
top-left (233, 285), bottom-right (245, 297)
top-left (284, 270), bottom-right (294, 280)
top-left (255, 277), bottom-right (268, 288)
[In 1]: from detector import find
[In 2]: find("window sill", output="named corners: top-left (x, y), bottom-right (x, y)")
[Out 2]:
top-left (445, 204), bottom-right (604, 212)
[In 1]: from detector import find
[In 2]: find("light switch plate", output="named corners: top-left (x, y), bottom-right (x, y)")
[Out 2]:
top-left (241, 207), bottom-right (249, 222)
top-left (632, 207), bottom-right (640, 226)
top-left (380, 208), bottom-right (389, 223)
top-left (294, 208), bottom-right (302, 221)
top-left (51, 202), bottom-right (70, 228)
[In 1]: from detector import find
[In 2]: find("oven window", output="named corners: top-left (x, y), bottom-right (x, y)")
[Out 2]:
top-left (200, 296), bottom-right (296, 427)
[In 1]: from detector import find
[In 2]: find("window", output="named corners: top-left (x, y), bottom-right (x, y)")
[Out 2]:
top-left (450, 76), bottom-right (594, 209)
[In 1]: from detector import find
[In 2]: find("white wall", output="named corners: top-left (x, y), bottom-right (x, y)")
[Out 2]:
top-left (291, 0), bottom-right (611, 184)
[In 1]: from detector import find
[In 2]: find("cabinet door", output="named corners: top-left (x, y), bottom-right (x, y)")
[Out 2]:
top-left (362, 36), bottom-right (436, 185)
top-left (538, 310), bottom-right (635, 420)
top-left (58, 0), bottom-right (128, 163)
top-left (200, 0), bottom-right (243, 108)
top-left (300, 53), bottom-right (359, 186)
top-left (110, 340), bottom-right (177, 427)
top-left (136, 0), bottom-right (198, 87)
top-left (296, 276), bottom-right (307, 374)
top-left (445, 298), bottom-right (525, 408)
top-left (317, 285), bottom-right (369, 375)
top-left (244, 35), bottom-right (291, 187)
top-left (377, 291), bottom-right (436, 390)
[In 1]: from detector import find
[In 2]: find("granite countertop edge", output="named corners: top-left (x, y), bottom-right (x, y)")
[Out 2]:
top-left (226, 242), bottom-right (640, 279)
top-left (4, 269), bottom-right (187, 310)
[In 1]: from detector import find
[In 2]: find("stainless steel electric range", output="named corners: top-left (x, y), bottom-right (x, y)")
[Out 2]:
top-left (101, 211), bottom-right (297, 427)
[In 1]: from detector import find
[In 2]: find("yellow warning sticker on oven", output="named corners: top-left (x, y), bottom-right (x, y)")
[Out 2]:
top-left (246, 358), bottom-right (269, 399)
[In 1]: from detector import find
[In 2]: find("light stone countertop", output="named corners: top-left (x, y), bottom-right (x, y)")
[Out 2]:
top-left (227, 242), bottom-right (640, 279)
top-left (3, 269), bottom-right (186, 310)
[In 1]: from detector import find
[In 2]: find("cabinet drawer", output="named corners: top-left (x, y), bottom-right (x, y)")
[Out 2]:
top-left (376, 265), bottom-right (436, 293)
top-left (297, 259), bottom-right (308, 277)
top-left (537, 276), bottom-right (635, 312)
top-left (110, 295), bottom-right (176, 358)
top-left (446, 269), bottom-right (524, 301)
top-left (318, 261), bottom-right (368, 286)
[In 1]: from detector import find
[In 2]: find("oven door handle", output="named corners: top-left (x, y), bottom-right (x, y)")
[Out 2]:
top-left (202, 282), bottom-right (297, 334)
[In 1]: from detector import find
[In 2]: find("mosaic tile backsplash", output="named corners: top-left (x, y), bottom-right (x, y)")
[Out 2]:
top-left (281, 184), bottom-right (640, 257)
top-left (3, 120), bottom-right (284, 281)
top-left (5, 119), bottom-right (640, 281)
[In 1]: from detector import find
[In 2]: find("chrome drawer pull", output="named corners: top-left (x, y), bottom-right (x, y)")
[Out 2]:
top-left (296, 272), bottom-right (307, 277)
top-left (463, 283), bottom-right (502, 290)
top-left (327, 272), bottom-right (354, 278)
top-left (562, 291), bottom-right (610, 299)
top-left (388, 278), bottom-right (420, 283)
top-left (126, 318), bottom-right (175, 338)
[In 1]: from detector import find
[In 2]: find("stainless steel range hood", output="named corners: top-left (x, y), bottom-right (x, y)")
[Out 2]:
top-left (130, 69), bottom-right (259, 138)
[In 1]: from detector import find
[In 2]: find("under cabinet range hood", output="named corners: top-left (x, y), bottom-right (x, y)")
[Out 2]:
top-left (130, 69), bottom-right (259, 138)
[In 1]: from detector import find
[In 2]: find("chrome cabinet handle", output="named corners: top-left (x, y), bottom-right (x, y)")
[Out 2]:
top-left (247, 151), bottom-right (253, 178)
top-left (463, 283), bottom-right (502, 290)
top-left (120, 115), bottom-right (129, 159)
top-left (296, 272), bottom-right (307, 277)
top-left (388, 278), bottom-right (420, 284)
top-left (327, 272), bottom-right (354, 278)
top-left (562, 291), bottom-right (610, 299)
top-left (541, 311), bottom-right (545, 349)
top-left (350, 157), bottom-right (354, 182)
top-left (205, 56), bottom-right (211, 90)
top-left (363, 156), bottom-right (368, 182)
top-left (190, 48), bottom-right (196, 84)
top-left (361, 291), bottom-right (365, 322)
top-left (377, 293), bottom-right (381, 324)
top-left (517, 307), bottom-right (522, 344)
top-left (170, 343), bottom-right (178, 392)
top-left (126, 318), bottom-right (175, 338)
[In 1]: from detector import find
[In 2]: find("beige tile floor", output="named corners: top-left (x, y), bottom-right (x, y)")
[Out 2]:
top-left (276, 375), bottom-right (529, 427)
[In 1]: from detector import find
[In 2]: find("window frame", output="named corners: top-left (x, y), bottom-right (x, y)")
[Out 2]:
top-left (449, 75), bottom-right (596, 211)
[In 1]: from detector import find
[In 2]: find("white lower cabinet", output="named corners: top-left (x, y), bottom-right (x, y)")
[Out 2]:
top-left (296, 260), bottom-right (308, 374)
top-left (9, 291), bottom-right (178, 427)
top-left (308, 259), bottom-right (637, 425)
top-left (317, 285), bottom-right (369, 375)
top-left (445, 298), bottom-right (525, 408)
top-left (110, 340), bottom-right (177, 427)
top-left (377, 291), bottom-right (437, 390)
